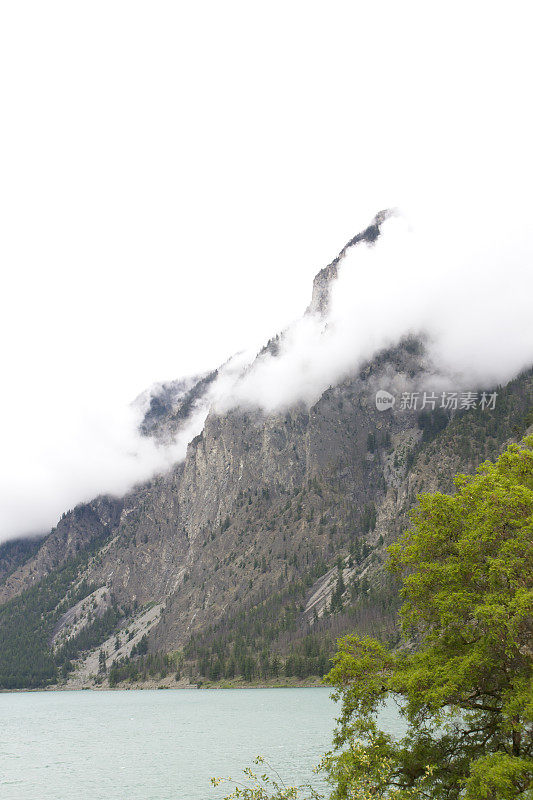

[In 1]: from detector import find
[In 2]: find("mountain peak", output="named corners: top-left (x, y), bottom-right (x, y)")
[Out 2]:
top-left (307, 209), bottom-right (395, 316)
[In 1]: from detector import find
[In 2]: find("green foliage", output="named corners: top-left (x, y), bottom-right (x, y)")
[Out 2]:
top-left (329, 563), bottom-right (346, 613)
top-left (108, 650), bottom-right (179, 686)
top-left (418, 408), bottom-right (449, 442)
top-left (132, 634), bottom-right (148, 656)
top-left (0, 558), bottom-right (96, 688)
top-left (0, 523), bottom-right (117, 688)
top-left (98, 649), bottom-right (107, 675)
top-left (55, 605), bottom-right (122, 668)
top-left (184, 557), bottom-right (399, 684)
top-left (323, 437), bottom-right (533, 799)
top-left (212, 756), bottom-right (323, 799)
top-left (0, 536), bottom-right (44, 584)
top-left (185, 565), bottom-right (333, 682)
top-left (184, 547), bottom-right (399, 684)
top-left (429, 370), bottom-right (533, 471)
top-left (360, 504), bottom-right (376, 533)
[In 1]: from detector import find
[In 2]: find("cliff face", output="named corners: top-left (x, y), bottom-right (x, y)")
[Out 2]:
top-left (1, 214), bottom-right (531, 687)
top-left (66, 333), bottom-right (428, 650)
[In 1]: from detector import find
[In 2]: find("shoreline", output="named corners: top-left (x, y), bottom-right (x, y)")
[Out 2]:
top-left (1, 676), bottom-right (326, 693)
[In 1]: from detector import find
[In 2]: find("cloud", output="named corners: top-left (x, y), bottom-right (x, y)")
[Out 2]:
top-left (2, 208), bottom-right (532, 544)
top-left (0, 351), bottom-right (258, 543)
top-left (1, 3), bottom-right (532, 543)
top-left (0, 397), bottom-right (202, 544)
top-left (222, 211), bottom-right (533, 412)
top-left (1, 208), bottom-right (531, 545)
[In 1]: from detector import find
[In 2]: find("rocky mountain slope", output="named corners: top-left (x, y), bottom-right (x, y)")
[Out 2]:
top-left (1, 214), bottom-right (531, 689)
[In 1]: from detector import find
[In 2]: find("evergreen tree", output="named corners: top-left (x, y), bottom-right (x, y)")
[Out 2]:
top-left (98, 649), bottom-right (107, 675)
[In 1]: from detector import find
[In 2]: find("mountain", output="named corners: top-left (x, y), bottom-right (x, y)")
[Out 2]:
top-left (1, 215), bottom-right (531, 690)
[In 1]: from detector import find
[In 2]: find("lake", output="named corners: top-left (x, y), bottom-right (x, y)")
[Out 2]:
top-left (0, 688), bottom-right (404, 800)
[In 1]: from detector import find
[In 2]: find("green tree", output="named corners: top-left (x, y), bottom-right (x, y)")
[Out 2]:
top-left (98, 649), bottom-right (107, 675)
top-left (330, 562), bottom-right (346, 613)
top-left (323, 437), bottom-right (533, 799)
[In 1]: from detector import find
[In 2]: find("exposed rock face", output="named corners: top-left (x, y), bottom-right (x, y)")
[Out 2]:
top-left (63, 336), bottom-right (426, 650)
top-left (307, 209), bottom-right (394, 315)
top-left (0, 212), bottom-right (531, 684)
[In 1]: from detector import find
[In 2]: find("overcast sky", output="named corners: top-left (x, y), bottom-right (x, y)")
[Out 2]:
top-left (1, 2), bottom-right (532, 542)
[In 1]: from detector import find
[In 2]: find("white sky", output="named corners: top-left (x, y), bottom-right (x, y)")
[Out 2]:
top-left (1, 2), bottom-right (532, 541)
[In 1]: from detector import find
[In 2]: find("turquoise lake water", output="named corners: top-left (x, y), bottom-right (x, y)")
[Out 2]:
top-left (0, 688), bottom-right (404, 800)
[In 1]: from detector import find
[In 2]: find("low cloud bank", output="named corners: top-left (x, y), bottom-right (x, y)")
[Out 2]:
top-left (224, 212), bottom-right (533, 412)
top-left (1, 211), bottom-right (532, 544)
top-left (0, 352), bottom-right (254, 543)
top-left (0, 399), bottom-right (204, 545)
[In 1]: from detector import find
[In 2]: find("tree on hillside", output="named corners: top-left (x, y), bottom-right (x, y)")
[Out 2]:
top-left (322, 436), bottom-right (533, 799)
top-left (98, 649), bottom-right (107, 675)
